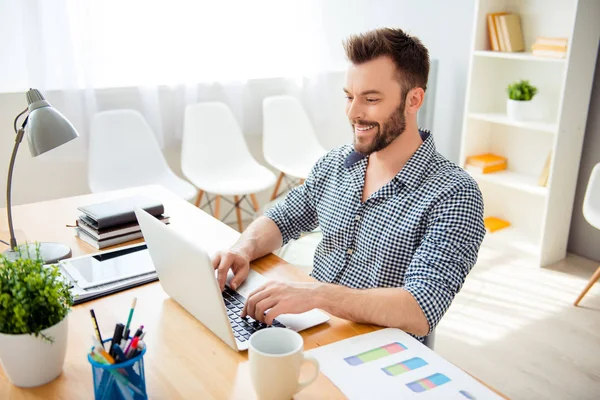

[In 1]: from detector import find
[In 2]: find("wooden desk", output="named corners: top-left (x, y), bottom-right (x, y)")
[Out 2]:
top-left (0, 185), bottom-right (504, 399)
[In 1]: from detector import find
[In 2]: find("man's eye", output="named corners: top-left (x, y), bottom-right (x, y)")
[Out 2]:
top-left (345, 96), bottom-right (353, 100)
top-left (366, 98), bottom-right (379, 103)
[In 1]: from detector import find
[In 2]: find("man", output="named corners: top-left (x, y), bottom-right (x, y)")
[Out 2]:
top-left (212, 27), bottom-right (485, 340)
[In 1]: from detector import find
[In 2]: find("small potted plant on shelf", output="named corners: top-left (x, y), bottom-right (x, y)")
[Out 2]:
top-left (0, 245), bottom-right (73, 387)
top-left (506, 79), bottom-right (538, 121)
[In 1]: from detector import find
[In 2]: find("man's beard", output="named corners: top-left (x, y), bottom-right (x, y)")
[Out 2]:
top-left (352, 97), bottom-right (407, 155)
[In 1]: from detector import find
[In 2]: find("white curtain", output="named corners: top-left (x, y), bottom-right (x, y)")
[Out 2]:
top-left (0, 0), bottom-right (447, 163)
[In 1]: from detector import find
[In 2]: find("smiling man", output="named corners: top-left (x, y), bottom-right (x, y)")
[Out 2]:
top-left (212, 28), bottom-right (485, 341)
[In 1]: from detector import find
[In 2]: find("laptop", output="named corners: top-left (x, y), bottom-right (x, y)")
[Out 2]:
top-left (134, 207), bottom-right (330, 351)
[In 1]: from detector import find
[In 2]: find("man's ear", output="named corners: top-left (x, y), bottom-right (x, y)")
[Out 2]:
top-left (406, 87), bottom-right (425, 115)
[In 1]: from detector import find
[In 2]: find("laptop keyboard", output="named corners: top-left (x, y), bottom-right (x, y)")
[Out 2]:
top-left (222, 286), bottom-right (286, 342)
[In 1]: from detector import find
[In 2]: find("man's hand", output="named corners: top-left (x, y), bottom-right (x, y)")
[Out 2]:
top-left (211, 249), bottom-right (250, 291)
top-left (241, 281), bottom-right (320, 325)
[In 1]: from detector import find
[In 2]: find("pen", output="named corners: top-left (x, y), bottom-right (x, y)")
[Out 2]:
top-left (126, 337), bottom-right (139, 358)
top-left (133, 325), bottom-right (144, 338)
top-left (90, 309), bottom-right (104, 350)
top-left (93, 340), bottom-right (116, 364)
top-left (124, 297), bottom-right (137, 337)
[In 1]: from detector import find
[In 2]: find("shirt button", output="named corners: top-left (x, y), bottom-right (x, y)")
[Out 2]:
top-left (347, 248), bottom-right (353, 255)
top-left (355, 215), bottom-right (361, 221)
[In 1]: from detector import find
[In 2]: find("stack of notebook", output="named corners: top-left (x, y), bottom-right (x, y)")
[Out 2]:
top-left (464, 153), bottom-right (507, 174)
top-left (75, 195), bottom-right (170, 249)
top-left (486, 12), bottom-right (525, 52)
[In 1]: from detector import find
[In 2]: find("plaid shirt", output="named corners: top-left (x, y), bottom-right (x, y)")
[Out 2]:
top-left (265, 130), bottom-right (485, 339)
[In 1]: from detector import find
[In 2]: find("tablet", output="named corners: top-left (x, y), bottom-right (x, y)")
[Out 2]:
top-left (61, 244), bottom-right (155, 289)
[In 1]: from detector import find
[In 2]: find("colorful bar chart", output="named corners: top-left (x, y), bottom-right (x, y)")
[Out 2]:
top-left (406, 373), bottom-right (451, 393)
top-left (382, 357), bottom-right (428, 376)
top-left (344, 342), bottom-right (407, 366)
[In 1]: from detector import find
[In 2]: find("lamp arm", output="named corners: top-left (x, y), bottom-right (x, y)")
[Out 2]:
top-left (6, 107), bottom-right (28, 250)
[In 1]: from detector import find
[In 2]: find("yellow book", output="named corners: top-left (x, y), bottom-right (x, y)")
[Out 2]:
top-left (487, 12), bottom-right (508, 51)
top-left (498, 14), bottom-right (525, 52)
top-left (484, 217), bottom-right (511, 233)
top-left (465, 153), bottom-right (507, 174)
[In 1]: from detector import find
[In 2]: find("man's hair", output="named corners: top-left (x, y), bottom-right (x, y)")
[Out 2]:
top-left (343, 28), bottom-right (430, 93)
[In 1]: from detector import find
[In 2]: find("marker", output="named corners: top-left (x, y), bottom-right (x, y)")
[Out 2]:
top-left (133, 325), bottom-right (144, 338)
top-left (124, 297), bottom-right (137, 337)
top-left (90, 309), bottom-right (104, 350)
top-left (109, 323), bottom-right (124, 357)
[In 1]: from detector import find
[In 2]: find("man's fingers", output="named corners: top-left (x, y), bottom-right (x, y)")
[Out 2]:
top-left (241, 284), bottom-right (270, 318)
top-left (230, 265), bottom-right (249, 291)
top-left (253, 298), bottom-right (278, 323)
top-left (264, 304), bottom-right (285, 326)
top-left (211, 252), bottom-right (222, 270)
top-left (216, 254), bottom-right (234, 291)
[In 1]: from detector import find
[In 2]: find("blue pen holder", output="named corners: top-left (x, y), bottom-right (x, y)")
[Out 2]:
top-left (88, 338), bottom-right (148, 400)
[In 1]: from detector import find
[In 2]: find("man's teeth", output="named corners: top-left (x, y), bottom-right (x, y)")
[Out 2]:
top-left (356, 125), bottom-right (375, 131)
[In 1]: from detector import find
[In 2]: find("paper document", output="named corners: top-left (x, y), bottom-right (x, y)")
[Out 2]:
top-left (308, 328), bottom-right (503, 400)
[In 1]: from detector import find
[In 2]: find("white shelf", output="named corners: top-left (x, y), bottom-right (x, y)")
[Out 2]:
top-left (468, 113), bottom-right (557, 133)
top-left (473, 50), bottom-right (567, 63)
top-left (467, 170), bottom-right (547, 197)
top-left (482, 226), bottom-right (540, 259)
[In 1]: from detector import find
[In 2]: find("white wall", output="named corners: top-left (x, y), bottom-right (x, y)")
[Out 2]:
top-left (0, 0), bottom-right (477, 208)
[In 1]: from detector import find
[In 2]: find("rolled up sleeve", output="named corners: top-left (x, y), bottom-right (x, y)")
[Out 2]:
top-left (264, 157), bottom-right (324, 246)
top-left (403, 181), bottom-right (485, 335)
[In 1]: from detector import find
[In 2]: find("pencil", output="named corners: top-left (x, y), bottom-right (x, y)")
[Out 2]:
top-left (125, 297), bottom-right (137, 337)
top-left (90, 309), bottom-right (104, 350)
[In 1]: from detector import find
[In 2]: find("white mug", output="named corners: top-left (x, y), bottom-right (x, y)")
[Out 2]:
top-left (249, 328), bottom-right (320, 400)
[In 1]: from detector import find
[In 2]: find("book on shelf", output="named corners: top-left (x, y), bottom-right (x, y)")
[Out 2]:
top-left (532, 37), bottom-right (568, 58)
top-left (484, 217), bottom-right (510, 233)
top-left (487, 12), bottom-right (524, 52)
top-left (75, 227), bottom-right (144, 250)
top-left (76, 214), bottom-right (170, 241)
top-left (464, 153), bottom-right (507, 174)
top-left (538, 152), bottom-right (552, 187)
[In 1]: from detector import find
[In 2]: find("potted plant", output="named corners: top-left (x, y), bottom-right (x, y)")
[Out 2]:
top-left (0, 245), bottom-right (73, 387)
top-left (506, 80), bottom-right (538, 121)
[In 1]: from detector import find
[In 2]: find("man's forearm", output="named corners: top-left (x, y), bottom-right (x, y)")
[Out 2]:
top-left (314, 284), bottom-right (430, 337)
top-left (231, 216), bottom-right (283, 261)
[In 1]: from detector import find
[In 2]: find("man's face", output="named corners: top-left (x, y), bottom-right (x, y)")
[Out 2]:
top-left (344, 56), bottom-right (407, 155)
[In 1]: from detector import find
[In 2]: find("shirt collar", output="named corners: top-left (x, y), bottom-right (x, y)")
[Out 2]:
top-left (344, 129), bottom-right (435, 193)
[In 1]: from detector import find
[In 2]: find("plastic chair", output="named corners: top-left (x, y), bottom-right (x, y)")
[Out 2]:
top-left (262, 96), bottom-right (328, 200)
top-left (574, 163), bottom-right (600, 306)
top-left (182, 102), bottom-right (276, 231)
top-left (88, 110), bottom-right (196, 201)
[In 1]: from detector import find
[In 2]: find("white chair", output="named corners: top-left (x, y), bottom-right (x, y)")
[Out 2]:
top-left (88, 110), bottom-right (196, 201)
top-left (262, 96), bottom-right (328, 200)
top-left (182, 102), bottom-right (276, 231)
top-left (574, 163), bottom-right (600, 306)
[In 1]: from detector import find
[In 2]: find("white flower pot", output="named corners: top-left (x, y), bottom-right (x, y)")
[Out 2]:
top-left (506, 99), bottom-right (536, 121)
top-left (0, 315), bottom-right (69, 387)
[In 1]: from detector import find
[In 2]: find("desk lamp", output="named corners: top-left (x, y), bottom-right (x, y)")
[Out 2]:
top-left (3, 88), bottom-right (79, 263)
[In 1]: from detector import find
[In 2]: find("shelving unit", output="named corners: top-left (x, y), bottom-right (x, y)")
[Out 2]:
top-left (459, 0), bottom-right (600, 267)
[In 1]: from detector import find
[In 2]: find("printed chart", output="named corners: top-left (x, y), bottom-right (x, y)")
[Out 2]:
top-left (308, 328), bottom-right (504, 400)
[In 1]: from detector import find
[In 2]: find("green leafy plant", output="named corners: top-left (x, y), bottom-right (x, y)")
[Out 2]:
top-left (507, 80), bottom-right (538, 101)
top-left (0, 245), bottom-right (73, 343)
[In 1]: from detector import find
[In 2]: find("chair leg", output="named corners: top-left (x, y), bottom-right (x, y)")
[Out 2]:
top-left (234, 195), bottom-right (243, 232)
top-left (214, 196), bottom-right (221, 219)
top-left (194, 190), bottom-right (204, 207)
top-left (300, 179), bottom-right (305, 185)
top-left (249, 194), bottom-right (260, 212)
top-left (574, 265), bottom-right (600, 306)
top-left (270, 172), bottom-right (285, 201)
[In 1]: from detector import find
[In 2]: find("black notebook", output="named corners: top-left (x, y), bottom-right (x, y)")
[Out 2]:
top-left (77, 195), bottom-right (164, 230)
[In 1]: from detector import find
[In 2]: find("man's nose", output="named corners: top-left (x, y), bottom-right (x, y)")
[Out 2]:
top-left (347, 99), bottom-right (365, 121)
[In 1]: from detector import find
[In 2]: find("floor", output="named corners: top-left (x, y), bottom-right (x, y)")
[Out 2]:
top-left (274, 229), bottom-right (600, 399)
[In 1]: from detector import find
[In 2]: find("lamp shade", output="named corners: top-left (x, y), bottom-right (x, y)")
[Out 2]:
top-left (25, 89), bottom-right (79, 157)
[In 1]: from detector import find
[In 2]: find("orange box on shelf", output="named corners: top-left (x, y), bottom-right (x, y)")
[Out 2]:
top-left (484, 217), bottom-right (511, 233)
top-left (464, 153), bottom-right (507, 174)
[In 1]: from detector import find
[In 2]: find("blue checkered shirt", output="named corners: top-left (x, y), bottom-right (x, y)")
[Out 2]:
top-left (265, 130), bottom-right (485, 339)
